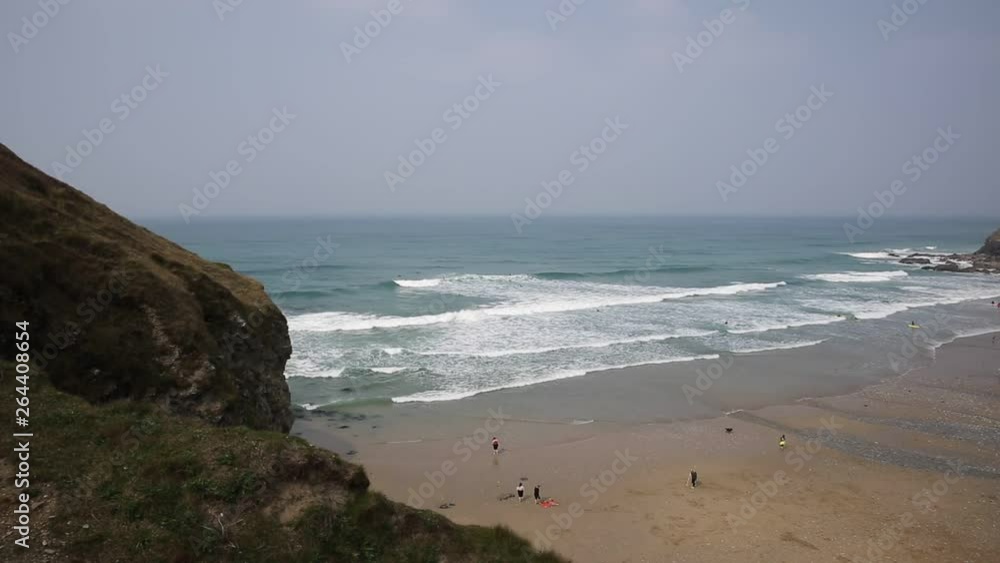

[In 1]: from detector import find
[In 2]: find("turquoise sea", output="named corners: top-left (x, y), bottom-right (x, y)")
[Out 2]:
top-left (145, 217), bottom-right (1000, 409)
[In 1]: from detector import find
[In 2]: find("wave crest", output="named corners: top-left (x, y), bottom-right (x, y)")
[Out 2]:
top-left (801, 270), bottom-right (908, 283)
top-left (288, 281), bottom-right (787, 332)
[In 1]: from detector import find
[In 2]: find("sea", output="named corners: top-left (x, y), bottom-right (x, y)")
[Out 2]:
top-left (145, 216), bottom-right (1000, 410)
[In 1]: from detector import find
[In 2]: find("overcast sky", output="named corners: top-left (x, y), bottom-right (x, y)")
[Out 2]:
top-left (2, 0), bottom-right (998, 220)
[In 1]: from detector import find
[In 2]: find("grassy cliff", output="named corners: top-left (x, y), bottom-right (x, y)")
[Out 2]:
top-left (0, 369), bottom-right (563, 562)
top-left (0, 144), bottom-right (563, 562)
top-left (0, 144), bottom-right (293, 432)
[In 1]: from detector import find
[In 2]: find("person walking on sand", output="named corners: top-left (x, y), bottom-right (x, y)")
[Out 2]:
top-left (491, 436), bottom-right (500, 456)
top-left (534, 484), bottom-right (541, 504)
top-left (779, 434), bottom-right (787, 450)
top-left (516, 483), bottom-right (525, 503)
top-left (690, 469), bottom-right (698, 488)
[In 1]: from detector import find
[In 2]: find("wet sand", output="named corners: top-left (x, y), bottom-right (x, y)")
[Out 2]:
top-left (294, 333), bottom-right (1000, 562)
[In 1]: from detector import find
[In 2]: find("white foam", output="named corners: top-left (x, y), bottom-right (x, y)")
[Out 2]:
top-left (729, 316), bottom-right (843, 334)
top-left (285, 354), bottom-right (345, 379)
top-left (840, 251), bottom-right (895, 260)
top-left (288, 282), bottom-right (786, 333)
top-left (734, 339), bottom-right (826, 354)
top-left (382, 347), bottom-right (404, 355)
top-left (801, 270), bottom-right (908, 283)
top-left (394, 278), bottom-right (442, 288)
top-left (426, 329), bottom-right (718, 358)
top-left (371, 367), bottom-right (406, 374)
top-left (391, 354), bottom-right (721, 403)
top-left (287, 367), bottom-right (343, 379)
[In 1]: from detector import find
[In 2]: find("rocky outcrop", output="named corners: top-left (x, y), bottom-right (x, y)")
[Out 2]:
top-left (976, 227), bottom-right (1000, 257)
top-left (912, 228), bottom-right (1000, 274)
top-left (0, 144), bottom-right (293, 432)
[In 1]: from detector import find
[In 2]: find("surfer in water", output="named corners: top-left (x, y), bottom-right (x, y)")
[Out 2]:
top-left (516, 483), bottom-right (525, 503)
top-left (492, 436), bottom-right (500, 456)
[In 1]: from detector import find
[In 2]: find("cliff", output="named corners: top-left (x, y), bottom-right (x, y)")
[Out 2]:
top-left (917, 226), bottom-right (1000, 273)
top-left (0, 144), bottom-right (561, 562)
top-left (0, 144), bottom-right (292, 432)
top-left (975, 227), bottom-right (1000, 257)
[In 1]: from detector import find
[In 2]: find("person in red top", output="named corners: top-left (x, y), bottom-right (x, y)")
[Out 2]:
top-left (491, 436), bottom-right (500, 456)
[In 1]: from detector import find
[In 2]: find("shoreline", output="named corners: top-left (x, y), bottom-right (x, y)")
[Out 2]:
top-left (294, 331), bottom-right (1000, 562)
top-left (292, 294), bottom-right (1000, 412)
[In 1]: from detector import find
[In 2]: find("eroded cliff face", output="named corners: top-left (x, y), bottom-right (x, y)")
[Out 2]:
top-left (976, 228), bottom-right (1000, 257)
top-left (0, 144), bottom-right (293, 432)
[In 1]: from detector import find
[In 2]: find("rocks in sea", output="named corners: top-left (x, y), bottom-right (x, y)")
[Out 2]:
top-left (975, 227), bottom-right (1000, 257)
top-left (881, 228), bottom-right (1000, 273)
top-left (926, 261), bottom-right (962, 272)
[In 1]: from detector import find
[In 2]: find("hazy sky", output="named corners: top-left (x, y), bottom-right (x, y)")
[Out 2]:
top-left (2, 0), bottom-right (998, 220)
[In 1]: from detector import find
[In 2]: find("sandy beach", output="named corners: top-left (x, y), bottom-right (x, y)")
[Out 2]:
top-left (294, 332), bottom-right (1000, 562)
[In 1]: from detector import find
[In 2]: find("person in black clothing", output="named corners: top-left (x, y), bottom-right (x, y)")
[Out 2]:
top-left (534, 484), bottom-right (541, 504)
top-left (690, 469), bottom-right (698, 488)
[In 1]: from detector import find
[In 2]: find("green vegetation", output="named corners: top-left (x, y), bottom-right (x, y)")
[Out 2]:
top-left (0, 371), bottom-right (565, 563)
top-left (0, 143), bottom-right (294, 432)
top-left (0, 145), bottom-right (564, 562)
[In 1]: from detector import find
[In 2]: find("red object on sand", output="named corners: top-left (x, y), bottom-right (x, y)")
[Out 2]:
top-left (540, 499), bottom-right (560, 508)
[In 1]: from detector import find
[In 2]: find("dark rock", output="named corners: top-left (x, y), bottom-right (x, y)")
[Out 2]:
top-left (975, 228), bottom-right (1000, 257)
top-left (900, 257), bottom-right (931, 265)
top-left (0, 144), bottom-right (293, 432)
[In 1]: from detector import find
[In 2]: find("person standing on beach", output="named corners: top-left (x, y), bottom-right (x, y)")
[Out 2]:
top-left (534, 484), bottom-right (541, 504)
top-left (690, 469), bottom-right (698, 488)
top-left (779, 434), bottom-right (787, 450)
top-left (491, 436), bottom-right (500, 456)
top-left (516, 483), bottom-right (525, 502)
